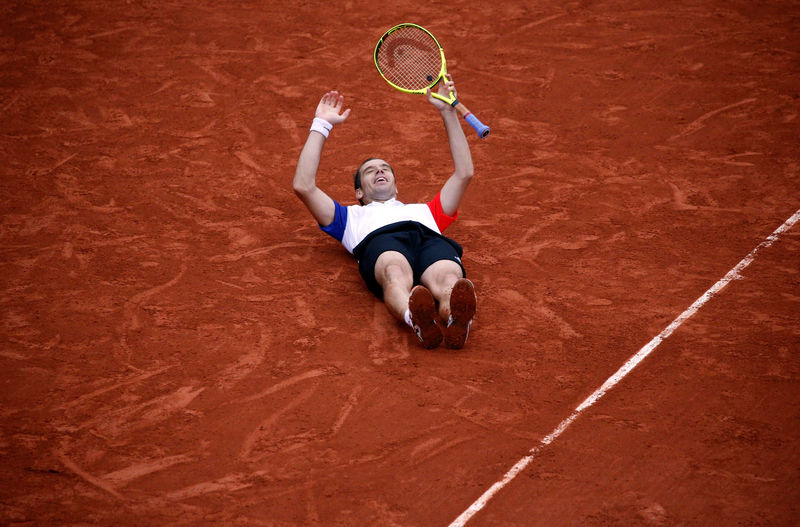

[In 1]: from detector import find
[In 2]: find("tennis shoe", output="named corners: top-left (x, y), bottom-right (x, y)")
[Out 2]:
top-left (408, 285), bottom-right (443, 349)
top-left (444, 278), bottom-right (476, 350)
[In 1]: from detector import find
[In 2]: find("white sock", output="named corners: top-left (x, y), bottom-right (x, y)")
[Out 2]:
top-left (403, 308), bottom-right (413, 327)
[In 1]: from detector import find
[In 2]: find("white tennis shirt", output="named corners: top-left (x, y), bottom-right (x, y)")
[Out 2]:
top-left (320, 194), bottom-right (457, 254)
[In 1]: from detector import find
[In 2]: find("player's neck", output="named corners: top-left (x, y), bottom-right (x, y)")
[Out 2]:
top-left (365, 196), bottom-right (396, 205)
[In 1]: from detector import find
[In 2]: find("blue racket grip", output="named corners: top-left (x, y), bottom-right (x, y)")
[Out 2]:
top-left (451, 99), bottom-right (490, 139)
top-left (464, 113), bottom-right (490, 138)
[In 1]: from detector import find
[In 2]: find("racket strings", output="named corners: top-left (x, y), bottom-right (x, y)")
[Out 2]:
top-left (376, 27), bottom-right (442, 91)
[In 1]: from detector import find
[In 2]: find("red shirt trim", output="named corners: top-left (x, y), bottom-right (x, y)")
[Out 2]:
top-left (427, 192), bottom-right (458, 231)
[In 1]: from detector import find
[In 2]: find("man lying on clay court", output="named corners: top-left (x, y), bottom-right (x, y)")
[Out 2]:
top-left (292, 75), bottom-right (477, 350)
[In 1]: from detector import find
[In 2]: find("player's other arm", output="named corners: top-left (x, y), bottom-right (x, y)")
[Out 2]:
top-left (293, 91), bottom-right (351, 226)
top-left (426, 75), bottom-right (474, 217)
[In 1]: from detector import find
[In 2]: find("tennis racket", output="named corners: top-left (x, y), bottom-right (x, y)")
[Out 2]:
top-left (374, 23), bottom-right (490, 139)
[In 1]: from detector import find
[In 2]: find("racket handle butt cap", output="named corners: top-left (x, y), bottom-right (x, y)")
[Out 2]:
top-left (464, 113), bottom-right (490, 138)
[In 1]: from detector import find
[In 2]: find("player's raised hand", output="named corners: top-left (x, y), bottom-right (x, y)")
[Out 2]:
top-left (426, 74), bottom-right (457, 113)
top-left (315, 91), bottom-right (351, 124)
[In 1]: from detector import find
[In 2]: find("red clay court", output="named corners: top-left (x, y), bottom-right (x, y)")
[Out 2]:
top-left (2, 1), bottom-right (799, 525)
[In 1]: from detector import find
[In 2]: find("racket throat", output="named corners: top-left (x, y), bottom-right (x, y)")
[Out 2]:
top-left (430, 92), bottom-right (456, 105)
top-left (432, 93), bottom-right (471, 119)
top-left (451, 99), bottom-right (473, 118)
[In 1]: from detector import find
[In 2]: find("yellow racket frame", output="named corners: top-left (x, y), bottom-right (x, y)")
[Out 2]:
top-left (374, 23), bottom-right (491, 138)
top-left (373, 23), bottom-right (453, 104)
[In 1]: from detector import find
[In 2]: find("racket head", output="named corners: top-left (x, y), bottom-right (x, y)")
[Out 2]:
top-left (374, 23), bottom-right (446, 95)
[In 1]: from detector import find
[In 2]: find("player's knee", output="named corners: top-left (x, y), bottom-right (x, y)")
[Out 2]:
top-left (440, 263), bottom-right (463, 283)
top-left (421, 260), bottom-right (462, 295)
top-left (427, 272), bottom-right (457, 299)
top-left (441, 272), bottom-right (461, 294)
top-left (381, 262), bottom-right (412, 289)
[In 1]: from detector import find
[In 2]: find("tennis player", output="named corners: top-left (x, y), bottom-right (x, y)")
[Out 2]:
top-left (292, 75), bottom-right (477, 349)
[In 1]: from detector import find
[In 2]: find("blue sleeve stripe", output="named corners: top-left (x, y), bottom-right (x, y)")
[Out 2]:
top-left (319, 201), bottom-right (347, 241)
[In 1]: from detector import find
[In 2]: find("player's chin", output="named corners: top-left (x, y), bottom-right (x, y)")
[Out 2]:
top-left (373, 189), bottom-right (395, 200)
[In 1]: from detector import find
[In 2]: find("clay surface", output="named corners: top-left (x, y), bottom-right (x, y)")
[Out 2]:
top-left (2, 1), bottom-right (799, 525)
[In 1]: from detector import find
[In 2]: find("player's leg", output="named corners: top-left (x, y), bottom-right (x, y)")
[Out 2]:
top-left (418, 241), bottom-right (476, 350)
top-left (373, 250), bottom-right (414, 321)
top-left (419, 259), bottom-right (463, 320)
top-left (374, 250), bottom-right (442, 349)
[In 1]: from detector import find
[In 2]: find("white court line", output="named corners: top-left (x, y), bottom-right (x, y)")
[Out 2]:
top-left (449, 208), bottom-right (800, 527)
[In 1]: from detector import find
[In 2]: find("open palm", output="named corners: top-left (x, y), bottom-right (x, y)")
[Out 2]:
top-left (315, 91), bottom-right (351, 124)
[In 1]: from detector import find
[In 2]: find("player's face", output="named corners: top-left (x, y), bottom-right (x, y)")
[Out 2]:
top-left (356, 158), bottom-right (397, 204)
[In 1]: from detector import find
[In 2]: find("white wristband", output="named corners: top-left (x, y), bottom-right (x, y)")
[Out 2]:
top-left (310, 117), bottom-right (333, 138)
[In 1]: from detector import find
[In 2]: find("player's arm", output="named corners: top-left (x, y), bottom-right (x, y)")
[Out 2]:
top-left (292, 91), bottom-right (351, 226)
top-left (426, 75), bottom-right (474, 217)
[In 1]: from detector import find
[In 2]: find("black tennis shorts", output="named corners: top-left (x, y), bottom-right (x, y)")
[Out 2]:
top-left (353, 221), bottom-right (465, 298)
